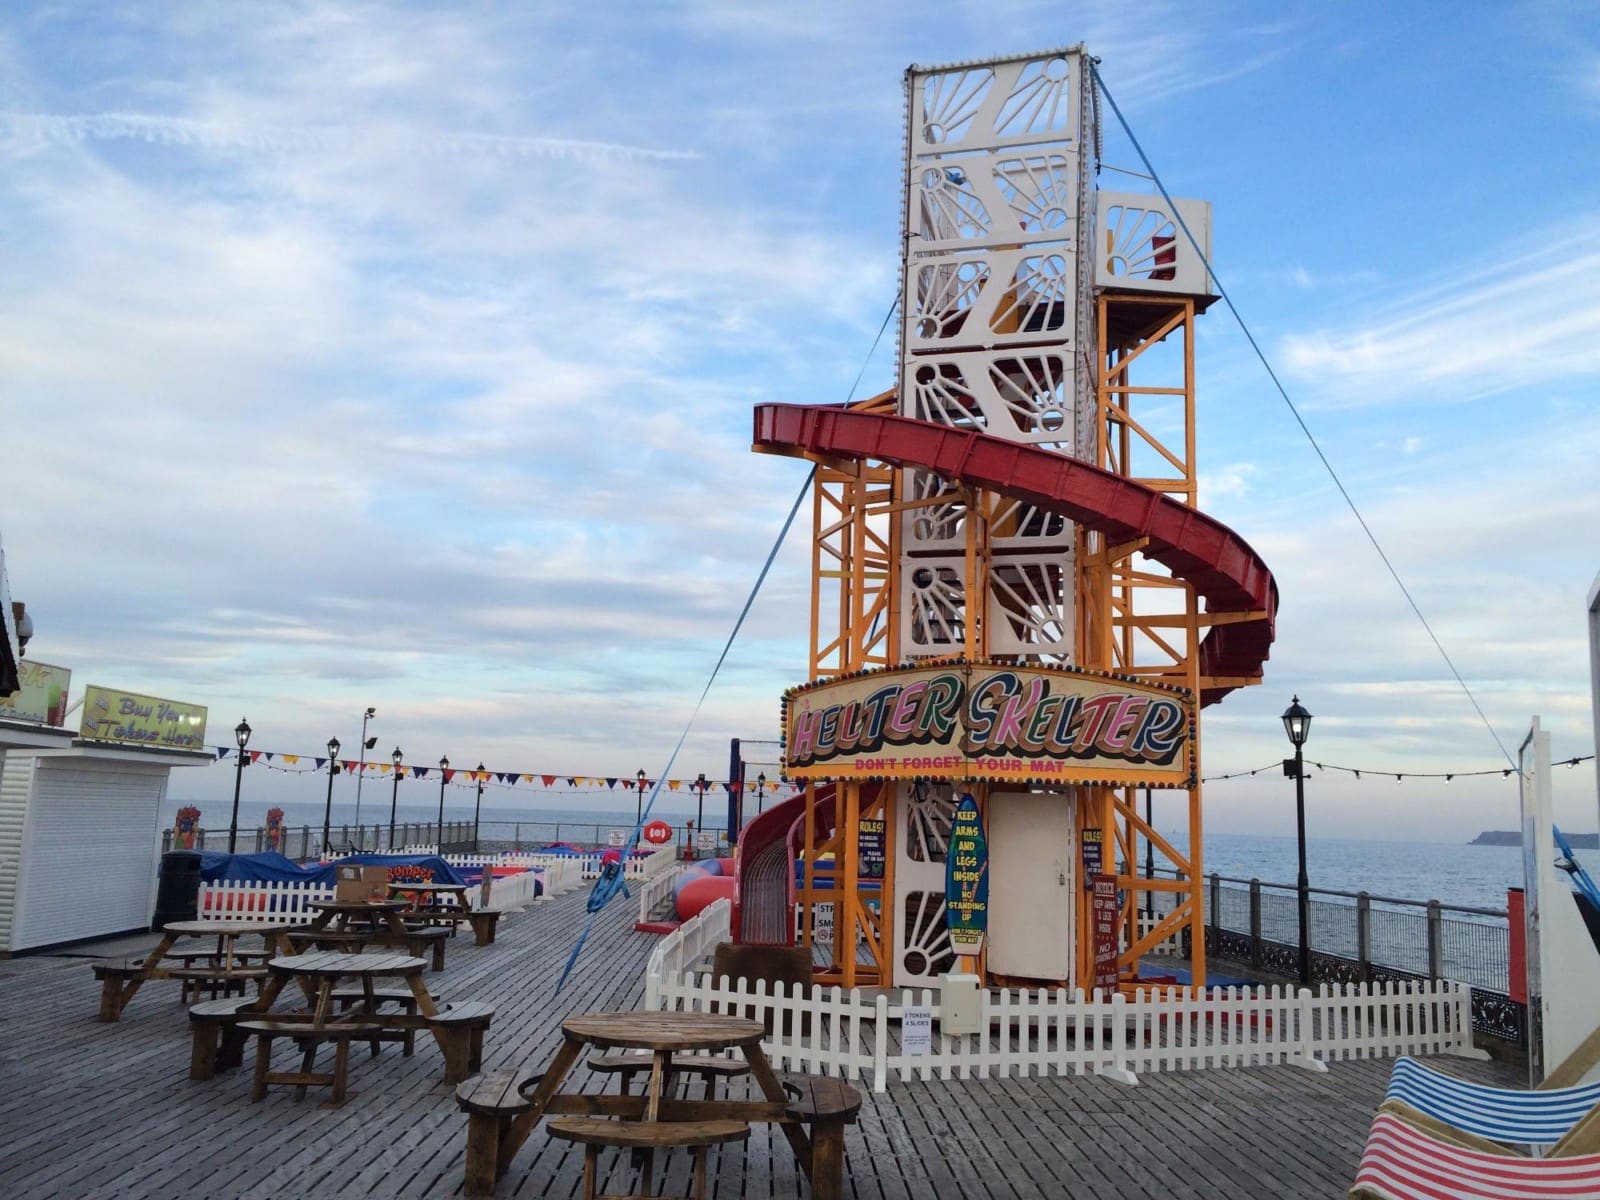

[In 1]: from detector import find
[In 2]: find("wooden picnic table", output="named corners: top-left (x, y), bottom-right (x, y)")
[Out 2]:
top-left (389, 881), bottom-right (502, 946)
top-left (94, 918), bottom-right (298, 1022)
top-left (305, 898), bottom-right (411, 934)
top-left (292, 898), bottom-right (453, 966)
top-left (459, 1011), bottom-right (854, 1198)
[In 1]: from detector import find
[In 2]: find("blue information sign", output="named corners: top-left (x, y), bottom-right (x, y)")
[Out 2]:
top-left (945, 793), bottom-right (989, 956)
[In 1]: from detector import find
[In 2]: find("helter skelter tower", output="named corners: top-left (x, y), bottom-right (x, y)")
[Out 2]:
top-left (738, 46), bottom-right (1277, 992)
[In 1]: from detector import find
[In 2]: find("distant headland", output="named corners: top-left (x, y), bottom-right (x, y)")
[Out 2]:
top-left (1472, 830), bottom-right (1599, 848)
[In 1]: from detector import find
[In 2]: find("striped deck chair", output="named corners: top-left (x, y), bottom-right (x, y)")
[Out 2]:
top-left (1349, 1113), bottom-right (1600, 1199)
top-left (1381, 1056), bottom-right (1600, 1151)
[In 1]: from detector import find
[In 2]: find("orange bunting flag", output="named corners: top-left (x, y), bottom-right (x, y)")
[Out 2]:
top-left (283, 754), bottom-right (299, 765)
top-left (668, 779), bottom-right (681, 791)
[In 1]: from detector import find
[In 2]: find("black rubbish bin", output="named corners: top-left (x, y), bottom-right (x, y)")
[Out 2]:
top-left (151, 850), bottom-right (203, 931)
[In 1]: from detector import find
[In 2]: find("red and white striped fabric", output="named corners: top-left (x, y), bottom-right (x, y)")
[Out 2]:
top-left (1352, 1113), bottom-right (1600, 1199)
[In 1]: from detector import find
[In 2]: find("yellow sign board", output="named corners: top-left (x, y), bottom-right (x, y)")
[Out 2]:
top-left (0, 660), bottom-right (71, 726)
top-left (784, 663), bottom-right (1192, 786)
top-left (80, 685), bottom-right (209, 751)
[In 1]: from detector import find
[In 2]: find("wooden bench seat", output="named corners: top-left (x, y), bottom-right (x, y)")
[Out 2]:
top-left (547, 1117), bottom-right (749, 1200)
top-left (588, 1053), bottom-right (750, 1097)
top-left (92, 959), bottom-right (141, 1021)
top-left (427, 1000), bottom-right (495, 1082)
top-left (166, 964), bottom-right (268, 1004)
top-left (188, 987), bottom-right (429, 1080)
top-left (456, 1067), bottom-right (543, 1188)
top-left (782, 1074), bottom-right (862, 1200)
top-left (240, 1018), bottom-right (390, 1107)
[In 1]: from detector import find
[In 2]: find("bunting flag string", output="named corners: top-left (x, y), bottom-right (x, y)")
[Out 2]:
top-left (207, 737), bottom-right (1595, 792)
top-left (1199, 753), bottom-right (1594, 784)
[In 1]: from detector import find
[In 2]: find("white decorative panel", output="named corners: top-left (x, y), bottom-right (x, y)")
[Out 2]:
top-left (1093, 192), bottom-right (1213, 295)
top-left (899, 48), bottom-right (1095, 664)
top-left (987, 553), bottom-right (1077, 657)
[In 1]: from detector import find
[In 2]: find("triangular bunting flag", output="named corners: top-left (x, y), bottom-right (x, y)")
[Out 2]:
top-left (283, 754), bottom-right (299, 765)
top-left (500, 772), bottom-right (515, 784)
top-left (413, 766), bottom-right (428, 779)
top-left (263, 752), bottom-right (275, 761)
top-left (248, 750), bottom-right (262, 763)
top-left (521, 774), bottom-right (535, 784)
top-left (315, 757), bottom-right (327, 770)
top-left (566, 777), bottom-right (578, 787)
top-left (605, 778), bottom-right (617, 789)
top-left (341, 759), bottom-right (356, 772)
top-left (443, 769), bottom-right (456, 783)
top-left (216, 747), bottom-right (231, 760)
top-left (379, 763), bottom-right (391, 774)
top-left (668, 779), bottom-right (681, 791)
top-left (542, 775), bottom-right (556, 787)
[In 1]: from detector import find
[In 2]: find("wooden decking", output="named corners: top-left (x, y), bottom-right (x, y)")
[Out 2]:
top-left (0, 885), bottom-right (1518, 1198)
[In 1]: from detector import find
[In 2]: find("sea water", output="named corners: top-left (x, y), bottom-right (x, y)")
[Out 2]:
top-left (169, 797), bottom-right (1595, 915)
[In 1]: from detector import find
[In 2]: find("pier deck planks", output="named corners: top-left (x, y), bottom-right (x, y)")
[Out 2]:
top-left (0, 886), bottom-right (1519, 1199)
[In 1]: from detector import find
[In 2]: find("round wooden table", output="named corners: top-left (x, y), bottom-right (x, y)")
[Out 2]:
top-left (307, 899), bottom-right (408, 932)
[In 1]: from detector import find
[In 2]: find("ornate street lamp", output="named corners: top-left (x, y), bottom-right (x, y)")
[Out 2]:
top-left (322, 736), bottom-right (341, 855)
top-left (756, 771), bottom-right (767, 815)
top-left (1282, 696), bottom-right (1314, 985)
top-left (437, 755), bottom-right (449, 849)
top-left (691, 773), bottom-right (710, 860)
top-left (474, 762), bottom-right (486, 853)
top-left (226, 718), bottom-right (251, 853)
top-left (388, 746), bottom-right (403, 849)
top-left (635, 769), bottom-right (647, 826)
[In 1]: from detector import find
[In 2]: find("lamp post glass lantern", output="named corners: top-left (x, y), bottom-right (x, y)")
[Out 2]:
top-left (323, 736), bottom-right (341, 855)
top-left (437, 756), bottom-right (449, 850)
top-left (227, 718), bottom-right (251, 853)
top-left (1281, 695), bottom-right (1313, 984)
top-left (388, 747), bottom-right (403, 850)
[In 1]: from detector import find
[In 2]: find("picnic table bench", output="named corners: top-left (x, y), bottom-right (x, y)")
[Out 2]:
top-left (92, 920), bottom-right (299, 1021)
top-left (456, 1011), bottom-right (860, 1198)
top-left (389, 882), bottom-right (502, 945)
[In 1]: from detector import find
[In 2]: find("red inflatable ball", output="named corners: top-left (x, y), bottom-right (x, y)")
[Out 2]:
top-left (675, 874), bottom-right (735, 921)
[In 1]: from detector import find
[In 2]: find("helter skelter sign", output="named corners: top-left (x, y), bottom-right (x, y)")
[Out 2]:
top-left (783, 663), bottom-right (1192, 786)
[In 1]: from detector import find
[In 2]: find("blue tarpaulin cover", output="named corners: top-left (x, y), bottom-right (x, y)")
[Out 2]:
top-left (197, 851), bottom-right (466, 886)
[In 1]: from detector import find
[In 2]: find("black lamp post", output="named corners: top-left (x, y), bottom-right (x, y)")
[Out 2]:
top-left (437, 755), bottom-right (449, 849)
top-left (388, 747), bottom-right (403, 849)
top-left (693, 773), bottom-right (709, 860)
top-left (474, 762), bottom-right (486, 853)
top-left (1143, 786), bottom-right (1154, 922)
top-left (227, 718), bottom-right (251, 853)
top-left (1282, 695), bottom-right (1314, 985)
top-left (635, 769), bottom-right (647, 825)
top-left (322, 736), bottom-right (341, 855)
top-left (756, 772), bottom-right (767, 815)
top-left (353, 706), bottom-right (376, 835)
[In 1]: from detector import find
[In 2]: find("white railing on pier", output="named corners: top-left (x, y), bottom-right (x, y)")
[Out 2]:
top-left (637, 864), bottom-right (684, 925)
top-left (196, 879), bottom-right (333, 924)
top-left (1134, 911), bottom-right (1184, 956)
top-left (643, 901), bottom-right (1481, 1094)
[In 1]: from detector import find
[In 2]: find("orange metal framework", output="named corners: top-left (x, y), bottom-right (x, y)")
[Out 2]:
top-left (1089, 291), bottom-right (1207, 985)
top-left (789, 293), bottom-right (1249, 990)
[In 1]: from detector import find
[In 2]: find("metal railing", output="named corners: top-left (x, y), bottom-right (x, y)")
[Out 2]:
top-left (1142, 869), bottom-right (1521, 1042)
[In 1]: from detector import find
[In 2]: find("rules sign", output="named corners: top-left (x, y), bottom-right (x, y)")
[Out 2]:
top-left (945, 793), bottom-right (989, 956)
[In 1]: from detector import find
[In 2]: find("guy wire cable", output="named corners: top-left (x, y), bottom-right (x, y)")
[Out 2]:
top-left (1091, 62), bottom-right (1517, 770)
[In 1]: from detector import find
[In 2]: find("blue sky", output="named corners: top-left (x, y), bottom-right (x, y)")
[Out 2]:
top-left (3, 2), bottom-right (1598, 841)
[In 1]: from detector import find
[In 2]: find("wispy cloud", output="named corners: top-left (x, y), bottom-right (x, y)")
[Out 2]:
top-left (1277, 217), bottom-right (1600, 404)
top-left (0, 111), bottom-right (700, 163)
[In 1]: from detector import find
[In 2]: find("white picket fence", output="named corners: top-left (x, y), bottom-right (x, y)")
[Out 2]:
top-left (637, 864), bottom-right (684, 924)
top-left (196, 879), bottom-right (333, 923)
top-left (643, 899), bottom-right (1482, 1094)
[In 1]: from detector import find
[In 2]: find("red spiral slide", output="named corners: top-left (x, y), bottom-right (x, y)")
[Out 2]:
top-left (733, 402), bottom-right (1278, 946)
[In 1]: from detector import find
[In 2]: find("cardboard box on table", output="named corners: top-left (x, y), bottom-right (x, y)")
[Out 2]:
top-left (335, 864), bottom-right (389, 902)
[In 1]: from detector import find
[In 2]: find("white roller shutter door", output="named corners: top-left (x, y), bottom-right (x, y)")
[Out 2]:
top-left (12, 761), bottom-right (166, 950)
